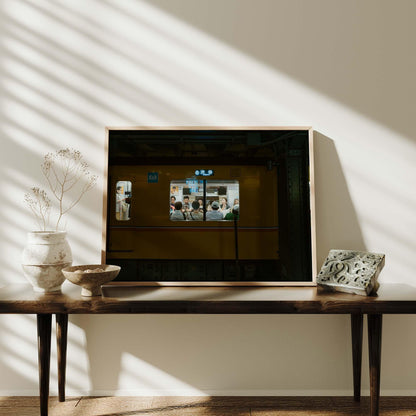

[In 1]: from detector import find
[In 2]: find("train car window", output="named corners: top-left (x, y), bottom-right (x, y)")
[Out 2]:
top-left (169, 179), bottom-right (239, 221)
top-left (170, 179), bottom-right (203, 221)
top-left (115, 180), bottom-right (132, 221)
top-left (206, 180), bottom-right (239, 222)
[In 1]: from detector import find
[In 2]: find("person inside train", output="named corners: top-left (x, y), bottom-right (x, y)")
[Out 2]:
top-left (189, 200), bottom-right (203, 220)
top-left (219, 197), bottom-right (231, 218)
top-left (116, 186), bottom-right (127, 220)
top-left (170, 201), bottom-right (186, 220)
top-left (183, 195), bottom-right (191, 210)
top-left (198, 198), bottom-right (204, 210)
top-left (182, 195), bottom-right (192, 217)
top-left (225, 204), bottom-right (239, 221)
top-left (170, 196), bottom-right (176, 213)
top-left (206, 201), bottom-right (224, 221)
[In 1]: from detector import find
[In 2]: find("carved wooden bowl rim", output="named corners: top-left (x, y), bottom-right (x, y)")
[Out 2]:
top-left (62, 264), bottom-right (121, 286)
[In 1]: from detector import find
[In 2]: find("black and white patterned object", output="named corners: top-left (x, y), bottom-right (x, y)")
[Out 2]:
top-left (317, 250), bottom-right (385, 296)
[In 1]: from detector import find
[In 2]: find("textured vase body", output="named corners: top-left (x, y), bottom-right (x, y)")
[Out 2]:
top-left (22, 231), bottom-right (72, 293)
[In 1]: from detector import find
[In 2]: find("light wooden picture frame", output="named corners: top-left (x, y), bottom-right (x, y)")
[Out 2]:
top-left (102, 126), bottom-right (316, 286)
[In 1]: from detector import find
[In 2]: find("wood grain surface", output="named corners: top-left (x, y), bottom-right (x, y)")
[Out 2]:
top-left (0, 283), bottom-right (416, 314)
top-left (351, 313), bottom-right (364, 402)
top-left (37, 315), bottom-right (52, 416)
top-left (1, 396), bottom-right (416, 416)
top-left (56, 314), bottom-right (68, 402)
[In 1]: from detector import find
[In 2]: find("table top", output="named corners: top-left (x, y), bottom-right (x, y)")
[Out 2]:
top-left (1, 283), bottom-right (416, 314)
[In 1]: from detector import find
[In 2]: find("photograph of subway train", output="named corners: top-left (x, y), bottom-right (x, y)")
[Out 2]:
top-left (104, 128), bottom-right (314, 284)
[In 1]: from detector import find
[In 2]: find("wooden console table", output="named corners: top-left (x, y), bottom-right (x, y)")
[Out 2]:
top-left (1, 283), bottom-right (416, 416)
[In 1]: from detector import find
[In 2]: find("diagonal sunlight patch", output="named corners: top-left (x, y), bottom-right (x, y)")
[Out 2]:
top-left (2, 0), bottom-right (213, 122)
top-left (117, 352), bottom-right (206, 396)
top-left (0, 315), bottom-right (92, 393)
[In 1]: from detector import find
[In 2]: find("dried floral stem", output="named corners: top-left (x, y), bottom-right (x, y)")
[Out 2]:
top-left (41, 148), bottom-right (97, 231)
top-left (24, 148), bottom-right (97, 231)
top-left (24, 188), bottom-right (51, 231)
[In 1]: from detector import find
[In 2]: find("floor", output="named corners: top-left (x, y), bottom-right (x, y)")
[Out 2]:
top-left (1, 397), bottom-right (416, 416)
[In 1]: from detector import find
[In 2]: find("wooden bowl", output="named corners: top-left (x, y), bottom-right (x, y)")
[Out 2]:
top-left (62, 264), bottom-right (121, 296)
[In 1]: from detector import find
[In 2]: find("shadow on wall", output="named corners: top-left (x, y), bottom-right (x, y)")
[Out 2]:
top-left (72, 313), bottom-right (354, 395)
top-left (314, 131), bottom-right (366, 266)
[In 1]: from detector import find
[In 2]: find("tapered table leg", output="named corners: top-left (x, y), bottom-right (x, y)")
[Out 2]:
top-left (368, 314), bottom-right (383, 416)
top-left (37, 314), bottom-right (52, 416)
top-left (56, 314), bottom-right (68, 402)
top-left (351, 313), bottom-right (363, 401)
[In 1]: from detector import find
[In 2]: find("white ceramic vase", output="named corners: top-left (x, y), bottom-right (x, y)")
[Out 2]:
top-left (21, 231), bottom-right (73, 293)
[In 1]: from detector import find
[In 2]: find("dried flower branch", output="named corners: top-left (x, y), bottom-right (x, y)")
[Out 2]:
top-left (24, 187), bottom-right (51, 231)
top-left (41, 148), bottom-right (97, 231)
top-left (25, 148), bottom-right (97, 231)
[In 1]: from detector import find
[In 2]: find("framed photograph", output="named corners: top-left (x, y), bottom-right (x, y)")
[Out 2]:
top-left (102, 126), bottom-right (316, 286)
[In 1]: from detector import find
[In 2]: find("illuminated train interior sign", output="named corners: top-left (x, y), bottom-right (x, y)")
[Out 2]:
top-left (194, 169), bottom-right (214, 176)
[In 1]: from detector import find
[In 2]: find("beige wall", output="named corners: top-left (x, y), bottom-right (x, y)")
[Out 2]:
top-left (0, 0), bottom-right (415, 395)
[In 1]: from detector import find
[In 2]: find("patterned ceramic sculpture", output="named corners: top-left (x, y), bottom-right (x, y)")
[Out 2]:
top-left (317, 250), bottom-right (385, 296)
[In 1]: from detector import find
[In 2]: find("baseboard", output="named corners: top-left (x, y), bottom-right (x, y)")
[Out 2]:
top-left (3, 389), bottom-right (416, 396)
